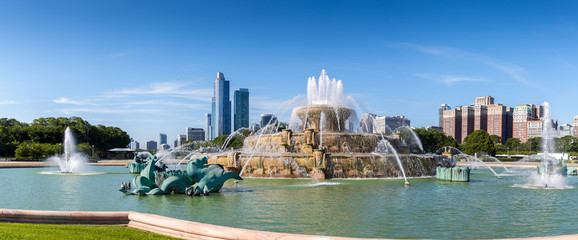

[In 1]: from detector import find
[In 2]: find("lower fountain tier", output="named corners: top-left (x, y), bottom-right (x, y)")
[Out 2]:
top-left (242, 132), bottom-right (407, 154)
top-left (209, 152), bottom-right (445, 179)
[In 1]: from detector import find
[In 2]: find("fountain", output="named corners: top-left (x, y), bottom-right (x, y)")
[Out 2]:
top-left (523, 102), bottom-right (569, 189)
top-left (208, 70), bottom-right (448, 180)
top-left (45, 127), bottom-right (91, 174)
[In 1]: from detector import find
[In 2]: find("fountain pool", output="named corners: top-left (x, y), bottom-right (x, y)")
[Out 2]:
top-left (1, 165), bottom-right (577, 239)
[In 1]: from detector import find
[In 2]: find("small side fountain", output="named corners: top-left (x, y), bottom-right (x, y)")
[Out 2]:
top-left (528, 102), bottom-right (568, 189)
top-left (45, 127), bottom-right (93, 174)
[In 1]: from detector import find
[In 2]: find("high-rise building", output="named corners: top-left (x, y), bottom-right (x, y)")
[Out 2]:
top-left (361, 113), bottom-right (377, 133)
top-left (574, 116), bottom-right (578, 138)
top-left (146, 141), bottom-right (157, 151)
top-left (234, 88), bottom-right (250, 131)
top-left (187, 127), bottom-right (205, 142)
top-left (443, 108), bottom-right (462, 143)
top-left (373, 116), bottom-right (411, 133)
top-left (159, 133), bottom-right (167, 145)
top-left (439, 104), bottom-right (451, 127)
top-left (513, 105), bottom-right (532, 143)
top-left (211, 72), bottom-right (231, 139)
top-left (475, 96), bottom-right (494, 106)
top-left (460, 106), bottom-right (475, 143)
top-left (129, 139), bottom-right (140, 150)
top-left (474, 105), bottom-right (487, 132)
top-left (260, 114), bottom-right (277, 128)
top-left (513, 104), bottom-right (543, 142)
top-left (177, 134), bottom-right (186, 147)
top-left (205, 113), bottom-right (212, 141)
top-left (526, 120), bottom-right (542, 140)
top-left (558, 124), bottom-right (573, 138)
top-left (487, 104), bottom-right (513, 143)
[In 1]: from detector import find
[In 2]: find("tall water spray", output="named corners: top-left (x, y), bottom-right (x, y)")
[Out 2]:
top-left (307, 69), bottom-right (346, 106)
top-left (52, 127), bottom-right (86, 173)
top-left (525, 102), bottom-right (569, 189)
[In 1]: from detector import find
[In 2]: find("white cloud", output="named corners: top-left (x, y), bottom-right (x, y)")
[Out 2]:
top-left (117, 82), bottom-right (213, 102)
top-left (53, 97), bottom-right (86, 105)
top-left (414, 73), bottom-right (488, 86)
top-left (0, 100), bottom-right (17, 105)
top-left (395, 42), bottom-right (534, 86)
top-left (107, 51), bottom-right (137, 58)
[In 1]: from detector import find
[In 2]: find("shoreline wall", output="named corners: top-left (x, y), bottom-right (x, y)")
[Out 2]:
top-left (1, 208), bottom-right (577, 240)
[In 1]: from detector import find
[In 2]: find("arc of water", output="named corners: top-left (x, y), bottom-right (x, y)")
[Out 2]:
top-left (369, 115), bottom-right (409, 185)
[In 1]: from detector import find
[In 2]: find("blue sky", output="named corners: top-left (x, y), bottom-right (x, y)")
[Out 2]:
top-left (1, 0), bottom-right (578, 145)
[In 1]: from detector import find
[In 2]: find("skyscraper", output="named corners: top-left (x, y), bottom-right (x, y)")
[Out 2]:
top-left (443, 108), bottom-right (462, 143)
top-left (574, 116), bottom-right (578, 138)
top-left (513, 104), bottom-right (543, 143)
top-left (260, 114), bottom-right (277, 128)
top-left (205, 113), bottom-right (212, 141)
top-left (211, 72), bottom-right (231, 139)
top-left (439, 104), bottom-right (451, 127)
top-left (159, 133), bottom-right (167, 145)
top-left (234, 88), bottom-right (249, 131)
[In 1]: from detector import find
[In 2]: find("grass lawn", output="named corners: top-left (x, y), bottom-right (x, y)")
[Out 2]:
top-left (0, 223), bottom-right (180, 240)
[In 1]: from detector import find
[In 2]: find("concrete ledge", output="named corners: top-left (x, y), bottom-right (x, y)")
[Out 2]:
top-left (2, 209), bottom-right (578, 240)
top-left (0, 209), bottom-right (129, 225)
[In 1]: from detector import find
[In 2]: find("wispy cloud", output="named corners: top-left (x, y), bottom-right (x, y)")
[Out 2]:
top-left (389, 43), bottom-right (453, 57)
top-left (414, 73), bottom-right (488, 86)
top-left (53, 81), bottom-right (213, 116)
top-left (53, 97), bottom-right (88, 105)
top-left (107, 51), bottom-right (137, 58)
top-left (394, 42), bottom-right (534, 86)
top-left (59, 107), bottom-right (164, 115)
top-left (117, 82), bottom-right (213, 102)
top-left (0, 100), bottom-right (18, 105)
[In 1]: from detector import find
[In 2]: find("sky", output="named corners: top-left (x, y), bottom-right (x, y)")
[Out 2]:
top-left (1, 0), bottom-right (578, 145)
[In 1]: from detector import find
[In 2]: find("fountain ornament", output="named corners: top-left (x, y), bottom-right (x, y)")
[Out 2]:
top-left (120, 156), bottom-right (242, 196)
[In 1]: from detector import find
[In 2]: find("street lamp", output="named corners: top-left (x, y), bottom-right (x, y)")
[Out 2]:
top-left (91, 145), bottom-right (94, 158)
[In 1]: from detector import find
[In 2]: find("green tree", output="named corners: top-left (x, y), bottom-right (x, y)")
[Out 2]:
top-left (413, 128), bottom-right (458, 153)
top-left (505, 138), bottom-right (521, 149)
top-left (463, 130), bottom-right (496, 156)
top-left (490, 135), bottom-right (502, 145)
top-left (527, 137), bottom-right (542, 153)
top-left (556, 135), bottom-right (577, 152)
top-left (14, 142), bottom-right (59, 159)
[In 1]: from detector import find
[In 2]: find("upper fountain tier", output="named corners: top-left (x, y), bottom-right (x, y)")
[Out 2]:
top-left (292, 70), bottom-right (358, 133)
top-left (307, 69), bottom-right (346, 106)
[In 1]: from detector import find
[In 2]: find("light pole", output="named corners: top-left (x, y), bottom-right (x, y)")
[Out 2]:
top-left (91, 145), bottom-right (94, 158)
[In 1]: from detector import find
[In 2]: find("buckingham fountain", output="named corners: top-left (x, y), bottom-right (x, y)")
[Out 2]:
top-left (206, 70), bottom-right (448, 182)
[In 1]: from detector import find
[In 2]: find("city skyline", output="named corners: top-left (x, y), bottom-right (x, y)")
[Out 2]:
top-left (2, 1), bottom-right (578, 145)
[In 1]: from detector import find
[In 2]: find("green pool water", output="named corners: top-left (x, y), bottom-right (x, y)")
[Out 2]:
top-left (1, 166), bottom-right (577, 239)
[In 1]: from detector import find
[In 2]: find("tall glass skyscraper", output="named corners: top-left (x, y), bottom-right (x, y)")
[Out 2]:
top-left (234, 88), bottom-right (249, 131)
top-left (211, 72), bottom-right (231, 139)
top-left (159, 133), bottom-right (167, 145)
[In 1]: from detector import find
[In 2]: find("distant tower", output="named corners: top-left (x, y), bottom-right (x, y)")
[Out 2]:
top-left (159, 133), bottom-right (167, 145)
top-left (205, 113), bottom-right (212, 141)
top-left (211, 72), bottom-right (231, 139)
top-left (439, 104), bottom-right (451, 128)
top-left (234, 88), bottom-right (249, 131)
top-left (260, 114), bottom-right (277, 128)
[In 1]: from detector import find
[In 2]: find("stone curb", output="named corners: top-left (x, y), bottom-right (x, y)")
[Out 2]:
top-left (1, 209), bottom-right (577, 240)
top-left (0, 209), bottom-right (373, 240)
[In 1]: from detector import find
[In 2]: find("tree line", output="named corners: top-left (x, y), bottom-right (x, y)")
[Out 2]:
top-left (0, 117), bottom-right (130, 159)
top-left (409, 128), bottom-right (578, 157)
